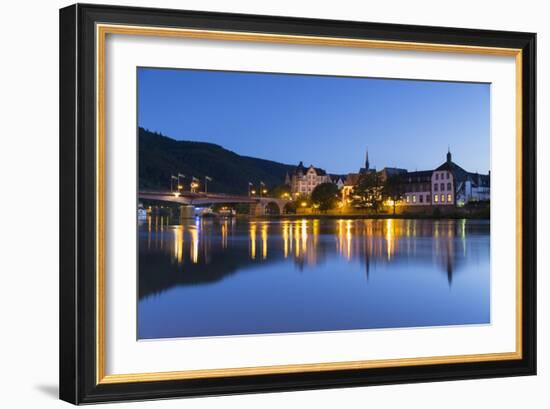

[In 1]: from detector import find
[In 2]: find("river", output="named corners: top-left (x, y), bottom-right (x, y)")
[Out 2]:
top-left (138, 217), bottom-right (490, 339)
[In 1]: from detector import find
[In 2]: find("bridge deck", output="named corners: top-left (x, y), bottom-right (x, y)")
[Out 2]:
top-left (138, 191), bottom-right (287, 206)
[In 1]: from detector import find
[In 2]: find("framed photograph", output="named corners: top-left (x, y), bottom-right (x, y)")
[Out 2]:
top-left (59, 3), bottom-right (536, 404)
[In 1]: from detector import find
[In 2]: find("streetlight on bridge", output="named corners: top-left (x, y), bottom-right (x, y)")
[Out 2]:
top-left (260, 181), bottom-right (265, 197)
top-left (177, 173), bottom-right (185, 192)
top-left (170, 175), bottom-right (178, 193)
top-left (190, 176), bottom-right (199, 193)
top-left (204, 176), bottom-right (213, 193)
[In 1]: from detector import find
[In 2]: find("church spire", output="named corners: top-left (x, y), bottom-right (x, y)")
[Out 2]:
top-left (447, 146), bottom-right (452, 163)
top-left (365, 148), bottom-right (370, 170)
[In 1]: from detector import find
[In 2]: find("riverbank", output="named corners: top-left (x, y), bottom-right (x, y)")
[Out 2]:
top-left (252, 204), bottom-right (490, 220)
top-left (246, 213), bottom-right (490, 221)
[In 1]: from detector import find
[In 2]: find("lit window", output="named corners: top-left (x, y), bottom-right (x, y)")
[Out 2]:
top-left (441, 195), bottom-right (446, 203)
top-left (434, 194), bottom-right (439, 203)
top-left (434, 184), bottom-right (438, 191)
top-left (412, 195), bottom-right (416, 203)
top-left (406, 195), bottom-right (410, 203)
top-left (447, 194), bottom-right (452, 202)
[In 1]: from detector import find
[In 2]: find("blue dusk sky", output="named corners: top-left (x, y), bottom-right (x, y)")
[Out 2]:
top-left (138, 68), bottom-right (490, 175)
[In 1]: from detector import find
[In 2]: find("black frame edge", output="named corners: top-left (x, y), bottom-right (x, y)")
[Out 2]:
top-left (520, 33), bottom-right (537, 376)
top-left (59, 3), bottom-right (78, 405)
top-left (59, 3), bottom-right (537, 404)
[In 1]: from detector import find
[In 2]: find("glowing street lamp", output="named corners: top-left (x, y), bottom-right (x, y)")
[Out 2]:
top-left (204, 176), bottom-right (213, 193)
top-left (170, 175), bottom-right (178, 193)
top-left (190, 176), bottom-right (200, 193)
top-left (177, 173), bottom-right (185, 191)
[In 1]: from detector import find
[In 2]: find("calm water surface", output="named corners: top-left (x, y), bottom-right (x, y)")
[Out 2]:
top-left (138, 217), bottom-right (490, 339)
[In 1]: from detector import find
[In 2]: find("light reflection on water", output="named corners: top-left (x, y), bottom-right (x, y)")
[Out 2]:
top-left (138, 217), bottom-right (489, 339)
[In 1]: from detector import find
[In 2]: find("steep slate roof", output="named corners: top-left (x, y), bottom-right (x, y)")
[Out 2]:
top-left (475, 173), bottom-right (490, 187)
top-left (381, 167), bottom-right (408, 175)
top-left (312, 167), bottom-right (327, 176)
top-left (295, 161), bottom-right (305, 173)
top-left (344, 173), bottom-right (361, 186)
top-left (467, 172), bottom-right (490, 188)
top-left (436, 161), bottom-right (490, 188)
top-left (290, 161), bottom-right (328, 177)
top-left (398, 170), bottom-right (433, 183)
top-left (435, 161), bottom-right (471, 182)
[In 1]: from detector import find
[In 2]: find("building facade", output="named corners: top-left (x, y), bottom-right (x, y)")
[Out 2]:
top-left (431, 169), bottom-right (454, 205)
top-left (399, 150), bottom-right (490, 207)
top-left (287, 161), bottom-right (332, 196)
top-left (400, 170), bottom-right (433, 206)
top-left (332, 176), bottom-right (345, 190)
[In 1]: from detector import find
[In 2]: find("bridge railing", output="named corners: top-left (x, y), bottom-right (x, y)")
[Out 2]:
top-left (139, 190), bottom-right (287, 201)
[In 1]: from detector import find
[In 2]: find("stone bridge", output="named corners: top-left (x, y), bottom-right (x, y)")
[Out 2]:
top-left (138, 191), bottom-right (289, 215)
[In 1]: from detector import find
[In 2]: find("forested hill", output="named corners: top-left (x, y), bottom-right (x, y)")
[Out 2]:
top-left (139, 128), bottom-right (296, 194)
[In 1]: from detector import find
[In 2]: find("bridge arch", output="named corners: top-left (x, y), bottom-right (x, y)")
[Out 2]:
top-left (264, 201), bottom-right (281, 215)
top-left (249, 198), bottom-right (288, 216)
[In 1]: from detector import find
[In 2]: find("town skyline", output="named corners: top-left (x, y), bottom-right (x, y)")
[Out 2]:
top-left (138, 67), bottom-right (490, 174)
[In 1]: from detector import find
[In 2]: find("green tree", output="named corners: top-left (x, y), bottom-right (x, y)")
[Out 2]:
top-left (355, 173), bottom-right (383, 211)
top-left (270, 184), bottom-right (291, 199)
top-left (311, 183), bottom-right (339, 212)
top-left (381, 175), bottom-right (402, 215)
top-left (283, 201), bottom-right (297, 214)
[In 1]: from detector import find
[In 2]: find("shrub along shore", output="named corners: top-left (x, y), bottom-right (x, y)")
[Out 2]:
top-left (249, 205), bottom-right (490, 220)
